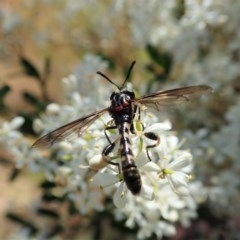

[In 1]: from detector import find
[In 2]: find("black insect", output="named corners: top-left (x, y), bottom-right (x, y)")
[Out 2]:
top-left (32, 61), bottom-right (212, 195)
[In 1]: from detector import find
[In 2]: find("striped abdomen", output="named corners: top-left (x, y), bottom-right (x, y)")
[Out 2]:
top-left (119, 122), bottom-right (141, 195)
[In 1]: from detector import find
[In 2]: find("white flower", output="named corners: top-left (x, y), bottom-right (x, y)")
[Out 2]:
top-left (46, 103), bottom-right (61, 115)
top-left (142, 147), bottom-right (193, 196)
top-left (1, 116), bottom-right (24, 133)
top-left (88, 154), bottom-right (108, 171)
top-left (91, 152), bottom-right (155, 208)
top-left (159, 151), bottom-right (192, 195)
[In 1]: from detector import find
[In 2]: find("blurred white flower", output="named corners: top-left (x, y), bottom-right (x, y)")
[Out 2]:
top-left (0, 54), bottom-right (209, 238)
top-left (2, 0), bottom-right (240, 237)
top-left (0, 8), bottom-right (22, 33)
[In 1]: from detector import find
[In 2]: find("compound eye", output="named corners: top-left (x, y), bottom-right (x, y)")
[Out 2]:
top-left (129, 91), bottom-right (135, 99)
top-left (123, 90), bottom-right (135, 99)
top-left (125, 95), bottom-right (131, 101)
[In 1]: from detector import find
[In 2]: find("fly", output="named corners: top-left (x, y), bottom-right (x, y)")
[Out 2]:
top-left (32, 61), bottom-right (213, 195)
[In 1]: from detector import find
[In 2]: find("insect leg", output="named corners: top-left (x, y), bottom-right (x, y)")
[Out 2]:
top-left (102, 140), bottom-right (118, 165)
top-left (144, 132), bottom-right (160, 161)
top-left (104, 122), bottom-right (117, 144)
top-left (102, 124), bottom-right (120, 170)
top-left (102, 138), bottom-right (121, 173)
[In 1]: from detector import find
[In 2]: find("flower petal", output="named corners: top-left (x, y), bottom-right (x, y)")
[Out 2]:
top-left (145, 121), bottom-right (172, 132)
top-left (168, 153), bottom-right (192, 171)
top-left (167, 172), bottom-right (190, 196)
top-left (89, 154), bottom-right (108, 170)
top-left (92, 172), bottom-right (119, 187)
top-left (141, 161), bottom-right (160, 172)
top-left (140, 183), bottom-right (155, 200)
top-left (113, 182), bottom-right (127, 208)
top-left (11, 117), bottom-right (25, 130)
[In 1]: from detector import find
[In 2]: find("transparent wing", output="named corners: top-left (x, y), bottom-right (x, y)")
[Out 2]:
top-left (133, 85), bottom-right (213, 111)
top-left (32, 108), bottom-right (109, 148)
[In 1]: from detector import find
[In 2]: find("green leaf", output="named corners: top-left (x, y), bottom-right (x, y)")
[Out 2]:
top-left (43, 56), bottom-right (51, 79)
top-left (45, 224), bottom-right (63, 238)
top-left (0, 85), bottom-right (10, 98)
top-left (18, 112), bottom-right (35, 135)
top-left (135, 120), bottom-right (144, 132)
top-left (40, 180), bottom-right (57, 189)
top-left (173, 0), bottom-right (186, 20)
top-left (138, 137), bottom-right (143, 152)
top-left (6, 212), bottom-right (38, 234)
top-left (146, 44), bottom-right (173, 89)
top-left (20, 56), bottom-right (41, 80)
top-left (22, 92), bottom-right (47, 112)
top-left (0, 85), bottom-right (11, 110)
top-left (68, 200), bottom-right (79, 215)
top-left (23, 92), bottom-right (39, 105)
top-left (42, 192), bottom-right (66, 203)
top-left (97, 53), bottom-right (116, 70)
top-left (146, 45), bottom-right (173, 76)
top-left (37, 208), bottom-right (59, 218)
top-left (9, 168), bottom-right (21, 181)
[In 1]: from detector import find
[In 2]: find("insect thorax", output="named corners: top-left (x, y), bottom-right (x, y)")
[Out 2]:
top-left (110, 90), bottom-right (135, 107)
top-left (109, 90), bottom-right (135, 124)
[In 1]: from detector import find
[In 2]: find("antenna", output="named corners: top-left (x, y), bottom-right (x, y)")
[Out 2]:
top-left (96, 71), bottom-right (121, 90)
top-left (120, 61), bottom-right (136, 90)
top-left (97, 61), bottom-right (136, 91)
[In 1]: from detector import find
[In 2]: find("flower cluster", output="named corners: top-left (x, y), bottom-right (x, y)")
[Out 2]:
top-left (1, 55), bottom-right (202, 238)
top-left (2, 0), bottom-right (240, 238)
